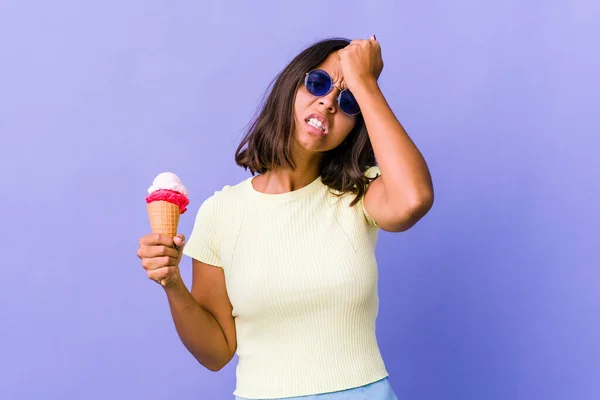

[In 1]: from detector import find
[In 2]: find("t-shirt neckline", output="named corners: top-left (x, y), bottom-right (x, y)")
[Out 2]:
top-left (246, 174), bottom-right (323, 202)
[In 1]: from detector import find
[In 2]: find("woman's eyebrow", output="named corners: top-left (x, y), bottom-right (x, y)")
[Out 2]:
top-left (330, 73), bottom-right (346, 90)
top-left (335, 79), bottom-right (347, 91)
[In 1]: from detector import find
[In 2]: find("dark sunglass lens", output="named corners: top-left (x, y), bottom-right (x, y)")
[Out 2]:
top-left (305, 70), bottom-right (331, 97)
top-left (339, 90), bottom-right (360, 115)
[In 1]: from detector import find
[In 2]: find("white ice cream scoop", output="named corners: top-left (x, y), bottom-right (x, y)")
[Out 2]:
top-left (147, 172), bottom-right (189, 197)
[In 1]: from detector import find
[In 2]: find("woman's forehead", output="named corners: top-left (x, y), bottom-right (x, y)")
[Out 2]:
top-left (315, 51), bottom-right (344, 85)
top-left (316, 51), bottom-right (342, 74)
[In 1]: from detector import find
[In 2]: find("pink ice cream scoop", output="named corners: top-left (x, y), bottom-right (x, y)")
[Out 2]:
top-left (145, 172), bottom-right (190, 214)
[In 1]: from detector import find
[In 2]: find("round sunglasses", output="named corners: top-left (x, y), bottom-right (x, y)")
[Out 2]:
top-left (304, 69), bottom-right (361, 115)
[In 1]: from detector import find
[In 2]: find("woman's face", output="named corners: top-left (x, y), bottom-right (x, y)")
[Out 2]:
top-left (293, 51), bottom-right (358, 153)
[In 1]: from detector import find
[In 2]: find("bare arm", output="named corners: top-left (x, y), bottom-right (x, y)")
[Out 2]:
top-left (340, 39), bottom-right (434, 232)
top-left (358, 81), bottom-right (434, 232)
top-left (138, 233), bottom-right (236, 372)
top-left (163, 258), bottom-right (237, 371)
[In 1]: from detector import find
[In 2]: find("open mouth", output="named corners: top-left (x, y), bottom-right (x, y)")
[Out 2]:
top-left (306, 117), bottom-right (326, 133)
top-left (304, 114), bottom-right (328, 136)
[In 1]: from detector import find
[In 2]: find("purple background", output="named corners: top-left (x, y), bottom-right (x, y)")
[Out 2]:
top-left (1, 0), bottom-right (599, 399)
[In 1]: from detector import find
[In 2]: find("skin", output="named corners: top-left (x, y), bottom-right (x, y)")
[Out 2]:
top-left (136, 36), bottom-right (435, 372)
top-left (137, 233), bottom-right (234, 371)
top-left (339, 37), bottom-right (433, 232)
top-left (251, 51), bottom-right (357, 194)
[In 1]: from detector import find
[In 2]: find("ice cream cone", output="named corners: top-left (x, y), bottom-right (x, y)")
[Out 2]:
top-left (147, 200), bottom-right (180, 286)
top-left (145, 172), bottom-right (190, 287)
top-left (147, 200), bottom-right (180, 238)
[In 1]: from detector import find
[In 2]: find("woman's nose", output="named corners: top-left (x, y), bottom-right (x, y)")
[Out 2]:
top-left (318, 90), bottom-right (338, 113)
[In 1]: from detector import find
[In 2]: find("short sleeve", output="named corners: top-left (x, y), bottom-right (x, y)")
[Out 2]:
top-left (360, 166), bottom-right (381, 229)
top-left (182, 195), bottom-right (222, 267)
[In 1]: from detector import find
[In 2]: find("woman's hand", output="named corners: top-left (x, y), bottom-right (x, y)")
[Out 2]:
top-left (137, 233), bottom-right (186, 287)
top-left (339, 35), bottom-right (383, 93)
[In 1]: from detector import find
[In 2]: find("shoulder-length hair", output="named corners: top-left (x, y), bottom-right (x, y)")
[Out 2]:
top-left (235, 38), bottom-right (377, 206)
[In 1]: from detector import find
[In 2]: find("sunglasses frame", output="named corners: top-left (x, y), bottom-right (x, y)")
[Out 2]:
top-left (304, 69), bottom-right (361, 115)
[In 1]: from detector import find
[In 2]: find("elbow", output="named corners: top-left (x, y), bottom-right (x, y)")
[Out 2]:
top-left (406, 192), bottom-right (434, 224)
top-left (413, 190), bottom-right (434, 216)
top-left (385, 193), bottom-right (434, 232)
top-left (404, 185), bottom-right (434, 215)
top-left (203, 360), bottom-right (227, 372)
top-left (206, 363), bottom-right (225, 372)
top-left (395, 186), bottom-right (434, 216)
top-left (200, 352), bottom-right (234, 372)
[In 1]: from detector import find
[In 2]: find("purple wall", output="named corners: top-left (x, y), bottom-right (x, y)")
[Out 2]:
top-left (1, 0), bottom-right (598, 399)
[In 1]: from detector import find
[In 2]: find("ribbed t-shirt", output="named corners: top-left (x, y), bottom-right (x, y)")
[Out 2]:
top-left (182, 166), bottom-right (388, 399)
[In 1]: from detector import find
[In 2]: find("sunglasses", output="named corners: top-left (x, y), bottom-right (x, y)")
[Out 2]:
top-left (304, 69), bottom-right (361, 115)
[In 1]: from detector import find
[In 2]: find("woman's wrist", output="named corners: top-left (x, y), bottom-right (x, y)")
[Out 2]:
top-left (162, 269), bottom-right (186, 292)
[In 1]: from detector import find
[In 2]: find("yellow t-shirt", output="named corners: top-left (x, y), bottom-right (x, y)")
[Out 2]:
top-left (183, 166), bottom-right (388, 399)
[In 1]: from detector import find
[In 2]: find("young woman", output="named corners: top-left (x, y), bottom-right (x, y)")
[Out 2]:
top-left (137, 36), bottom-right (434, 399)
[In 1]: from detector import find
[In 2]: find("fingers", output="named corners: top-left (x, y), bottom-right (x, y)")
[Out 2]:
top-left (173, 234), bottom-right (186, 249)
top-left (341, 42), bottom-right (379, 59)
top-left (139, 233), bottom-right (176, 247)
top-left (140, 255), bottom-right (179, 270)
top-left (137, 233), bottom-right (184, 287)
top-left (137, 243), bottom-right (179, 260)
top-left (350, 36), bottom-right (378, 46)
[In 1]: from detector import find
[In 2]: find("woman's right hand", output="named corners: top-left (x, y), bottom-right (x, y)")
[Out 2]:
top-left (137, 233), bottom-right (186, 287)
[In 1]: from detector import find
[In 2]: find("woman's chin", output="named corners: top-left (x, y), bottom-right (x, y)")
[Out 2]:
top-left (294, 130), bottom-right (344, 155)
top-left (297, 140), bottom-right (329, 154)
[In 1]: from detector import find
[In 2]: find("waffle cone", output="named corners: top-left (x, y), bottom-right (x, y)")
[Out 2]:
top-left (147, 200), bottom-right (180, 238)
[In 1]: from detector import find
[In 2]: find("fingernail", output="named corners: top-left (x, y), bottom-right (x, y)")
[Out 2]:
top-left (173, 236), bottom-right (183, 249)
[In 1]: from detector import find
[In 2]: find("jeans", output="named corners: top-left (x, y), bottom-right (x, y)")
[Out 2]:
top-left (234, 377), bottom-right (398, 400)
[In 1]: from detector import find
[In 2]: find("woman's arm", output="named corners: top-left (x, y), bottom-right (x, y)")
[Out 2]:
top-left (340, 38), bottom-right (434, 232)
top-left (355, 80), bottom-right (434, 232)
top-left (164, 259), bottom-right (237, 371)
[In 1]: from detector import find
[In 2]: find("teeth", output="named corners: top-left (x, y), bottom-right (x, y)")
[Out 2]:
top-left (307, 118), bottom-right (325, 133)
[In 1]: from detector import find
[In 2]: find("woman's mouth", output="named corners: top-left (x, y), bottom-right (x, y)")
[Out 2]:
top-left (305, 117), bottom-right (327, 137)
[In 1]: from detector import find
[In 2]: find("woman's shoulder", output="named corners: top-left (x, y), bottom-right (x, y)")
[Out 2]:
top-left (197, 175), bottom-right (252, 209)
top-left (215, 175), bottom-right (252, 199)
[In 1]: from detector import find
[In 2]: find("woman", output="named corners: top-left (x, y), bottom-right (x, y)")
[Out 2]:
top-left (137, 36), bottom-right (434, 399)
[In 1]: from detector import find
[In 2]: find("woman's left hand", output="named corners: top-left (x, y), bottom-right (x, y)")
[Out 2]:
top-left (339, 35), bottom-right (384, 92)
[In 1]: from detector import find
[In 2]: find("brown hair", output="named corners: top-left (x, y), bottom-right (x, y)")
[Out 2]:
top-left (235, 38), bottom-right (377, 206)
